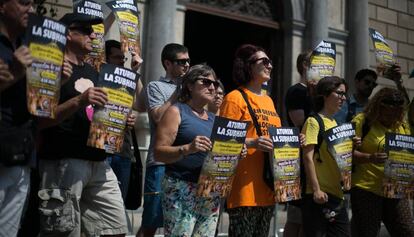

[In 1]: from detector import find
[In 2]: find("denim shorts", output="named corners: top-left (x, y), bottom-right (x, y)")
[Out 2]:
top-left (141, 165), bottom-right (165, 228)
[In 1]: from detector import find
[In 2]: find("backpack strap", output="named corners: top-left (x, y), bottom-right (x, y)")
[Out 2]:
top-left (309, 113), bottom-right (325, 163)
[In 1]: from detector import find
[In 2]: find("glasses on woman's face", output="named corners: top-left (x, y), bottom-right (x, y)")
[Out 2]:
top-left (250, 57), bottom-right (273, 67)
top-left (197, 77), bottom-right (219, 89)
top-left (334, 90), bottom-right (347, 98)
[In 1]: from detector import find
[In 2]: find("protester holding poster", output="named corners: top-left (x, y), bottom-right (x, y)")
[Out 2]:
top-left (37, 10), bottom-right (128, 236)
top-left (220, 44), bottom-right (282, 237)
top-left (351, 88), bottom-right (414, 237)
top-left (154, 64), bottom-right (220, 236)
top-left (301, 76), bottom-right (351, 236)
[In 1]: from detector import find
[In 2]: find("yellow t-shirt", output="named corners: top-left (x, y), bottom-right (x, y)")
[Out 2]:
top-left (302, 114), bottom-right (343, 198)
top-left (220, 87), bottom-right (281, 208)
top-left (352, 113), bottom-right (410, 196)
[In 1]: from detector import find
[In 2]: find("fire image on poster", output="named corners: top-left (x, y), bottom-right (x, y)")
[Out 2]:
top-left (25, 13), bottom-right (67, 118)
top-left (73, 1), bottom-right (104, 70)
top-left (269, 127), bottom-right (301, 202)
top-left (308, 40), bottom-right (336, 82)
top-left (383, 133), bottom-right (414, 199)
top-left (324, 123), bottom-right (355, 191)
top-left (197, 117), bottom-right (248, 198)
top-left (87, 64), bottom-right (137, 154)
top-left (107, 0), bottom-right (141, 55)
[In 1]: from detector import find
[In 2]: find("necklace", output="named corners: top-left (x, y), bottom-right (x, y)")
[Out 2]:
top-left (188, 103), bottom-right (205, 117)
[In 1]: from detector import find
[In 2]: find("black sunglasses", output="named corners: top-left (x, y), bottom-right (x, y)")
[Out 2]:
top-left (362, 79), bottom-right (377, 87)
top-left (250, 57), bottom-right (273, 67)
top-left (173, 58), bottom-right (190, 66)
top-left (69, 26), bottom-right (94, 35)
top-left (197, 77), bottom-right (219, 89)
top-left (334, 90), bottom-right (347, 98)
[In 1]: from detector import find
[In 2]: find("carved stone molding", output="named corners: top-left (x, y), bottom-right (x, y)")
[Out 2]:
top-left (188, 0), bottom-right (275, 20)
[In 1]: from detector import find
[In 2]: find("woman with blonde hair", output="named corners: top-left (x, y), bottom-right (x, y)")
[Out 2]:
top-left (351, 87), bottom-right (414, 237)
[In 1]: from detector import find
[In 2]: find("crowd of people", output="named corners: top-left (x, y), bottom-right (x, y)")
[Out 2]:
top-left (1, 1), bottom-right (414, 237)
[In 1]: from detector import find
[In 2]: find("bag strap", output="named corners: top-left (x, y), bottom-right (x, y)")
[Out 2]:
top-left (309, 113), bottom-right (324, 162)
top-left (238, 88), bottom-right (262, 136)
top-left (131, 129), bottom-right (143, 169)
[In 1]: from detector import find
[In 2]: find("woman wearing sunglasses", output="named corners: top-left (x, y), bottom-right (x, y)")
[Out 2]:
top-left (219, 44), bottom-right (282, 236)
top-left (207, 80), bottom-right (225, 115)
top-left (351, 88), bottom-right (414, 237)
top-left (301, 76), bottom-right (350, 237)
top-left (154, 64), bottom-right (221, 236)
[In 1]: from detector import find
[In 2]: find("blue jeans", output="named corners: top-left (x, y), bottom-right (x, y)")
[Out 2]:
top-left (107, 156), bottom-right (131, 200)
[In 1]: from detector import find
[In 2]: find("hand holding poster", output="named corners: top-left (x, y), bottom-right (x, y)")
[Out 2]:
top-left (87, 64), bottom-right (137, 153)
top-left (308, 40), bottom-right (336, 82)
top-left (106, 0), bottom-right (141, 55)
top-left (383, 133), bottom-right (414, 199)
top-left (197, 116), bottom-right (248, 198)
top-left (26, 13), bottom-right (67, 118)
top-left (324, 123), bottom-right (355, 190)
top-left (269, 127), bottom-right (301, 202)
top-left (73, 0), bottom-right (105, 71)
top-left (369, 28), bottom-right (396, 79)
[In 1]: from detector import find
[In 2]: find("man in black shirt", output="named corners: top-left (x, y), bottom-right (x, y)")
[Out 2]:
top-left (0, 1), bottom-right (36, 236)
top-left (37, 11), bottom-right (127, 236)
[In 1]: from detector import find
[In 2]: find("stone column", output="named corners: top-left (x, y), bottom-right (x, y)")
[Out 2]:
top-left (348, 0), bottom-right (369, 87)
top-left (142, 0), bottom-right (177, 85)
top-left (307, 0), bottom-right (328, 48)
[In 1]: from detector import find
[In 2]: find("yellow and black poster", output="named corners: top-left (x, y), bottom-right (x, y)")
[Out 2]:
top-left (308, 40), bottom-right (336, 82)
top-left (25, 13), bottom-right (67, 118)
top-left (369, 28), bottom-right (396, 79)
top-left (270, 127), bottom-right (301, 202)
top-left (107, 0), bottom-right (141, 55)
top-left (197, 116), bottom-right (248, 198)
top-left (325, 123), bottom-right (355, 190)
top-left (383, 133), bottom-right (414, 199)
top-left (87, 64), bottom-right (137, 154)
top-left (73, 0), bottom-right (105, 71)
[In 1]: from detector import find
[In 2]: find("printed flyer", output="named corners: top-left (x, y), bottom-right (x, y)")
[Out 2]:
top-left (197, 116), bottom-right (248, 198)
top-left (106, 0), bottom-right (141, 55)
top-left (369, 28), bottom-right (396, 79)
top-left (269, 127), bottom-right (301, 202)
top-left (383, 133), bottom-right (414, 199)
top-left (324, 123), bottom-right (355, 190)
top-left (26, 13), bottom-right (67, 118)
top-left (87, 64), bottom-right (137, 153)
top-left (73, 0), bottom-right (105, 71)
top-left (308, 40), bottom-right (336, 81)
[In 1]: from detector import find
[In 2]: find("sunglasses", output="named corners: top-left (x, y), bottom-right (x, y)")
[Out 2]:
top-left (69, 26), bottom-right (94, 35)
top-left (18, 0), bottom-right (33, 6)
top-left (334, 90), bottom-right (347, 98)
top-left (197, 77), bottom-right (219, 89)
top-left (172, 58), bottom-right (190, 66)
top-left (250, 57), bottom-right (273, 67)
top-left (362, 79), bottom-right (377, 87)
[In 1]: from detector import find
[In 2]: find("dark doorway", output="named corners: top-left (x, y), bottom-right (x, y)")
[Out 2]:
top-left (184, 10), bottom-right (283, 102)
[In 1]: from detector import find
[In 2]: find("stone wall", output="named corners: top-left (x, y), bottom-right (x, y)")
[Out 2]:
top-left (369, 0), bottom-right (414, 97)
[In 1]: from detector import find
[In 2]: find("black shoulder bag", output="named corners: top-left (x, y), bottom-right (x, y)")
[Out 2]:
top-left (124, 129), bottom-right (144, 210)
top-left (238, 89), bottom-right (274, 191)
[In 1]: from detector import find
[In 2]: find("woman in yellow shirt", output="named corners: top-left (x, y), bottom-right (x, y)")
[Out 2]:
top-left (302, 76), bottom-right (350, 237)
top-left (220, 44), bottom-right (281, 236)
top-left (351, 88), bottom-right (414, 237)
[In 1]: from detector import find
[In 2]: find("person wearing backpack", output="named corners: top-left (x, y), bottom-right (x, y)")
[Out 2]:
top-left (351, 88), bottom-right (414, 237)
top-left (301, 76), bottom-right (353, 237)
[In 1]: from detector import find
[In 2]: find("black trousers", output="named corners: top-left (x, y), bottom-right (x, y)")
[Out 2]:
top-left (301, 195), bottom-right (350, 237)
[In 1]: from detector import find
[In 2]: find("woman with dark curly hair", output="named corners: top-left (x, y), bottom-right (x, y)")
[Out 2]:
top-left (219, 44), bottom-right (282, 236)
top-left (301, 76), bottom-right (350, 237)
top-left (154, 64), bottom-right (221, 236)
top-left (351, 87), bottom-right (414, 237)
